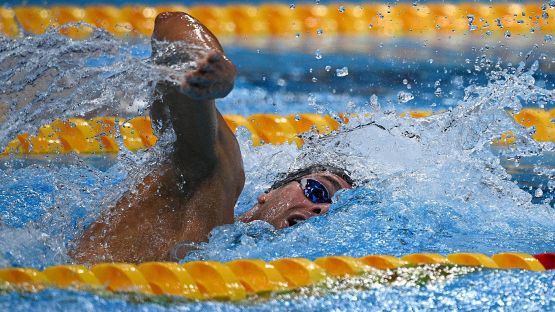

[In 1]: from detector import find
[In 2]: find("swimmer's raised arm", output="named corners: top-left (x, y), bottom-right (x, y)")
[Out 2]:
top-left (71, 12), bottom-right (244, 263)
top-left (150, 12), bottom-right (238, 184)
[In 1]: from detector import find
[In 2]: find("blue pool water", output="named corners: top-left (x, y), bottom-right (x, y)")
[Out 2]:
top-left (0, 25), bottom-right (555, 310)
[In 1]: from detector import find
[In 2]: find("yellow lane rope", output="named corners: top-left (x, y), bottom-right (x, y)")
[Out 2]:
top-left (0, 252), bottom-right (550, 300)
top-left (1, 109), bottom-right (554, 155)
top-left (0, 3), bottom-right (552, 39)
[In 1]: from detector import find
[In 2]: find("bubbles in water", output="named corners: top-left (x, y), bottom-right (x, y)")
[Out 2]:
top-left (336, 67), bottom-right (349, 77)
top-left (325, 65), bottom-right (331, 72)
top-left (338, 6), bottom-right (345, 13)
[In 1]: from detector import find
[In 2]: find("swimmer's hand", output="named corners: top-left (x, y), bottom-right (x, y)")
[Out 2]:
top-left (180, 50), bottom-right (236, 100)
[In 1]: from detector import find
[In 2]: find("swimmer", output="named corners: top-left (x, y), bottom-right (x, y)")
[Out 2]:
top-left (71, 12), bottom-right (353, 264)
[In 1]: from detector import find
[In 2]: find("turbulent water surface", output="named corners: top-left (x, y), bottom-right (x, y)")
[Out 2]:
top-left (0, 26), bottom-right (554, 310)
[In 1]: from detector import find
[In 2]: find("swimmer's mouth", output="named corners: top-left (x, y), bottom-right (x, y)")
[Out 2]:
top-left (286, 215), bottom-right (307, 227)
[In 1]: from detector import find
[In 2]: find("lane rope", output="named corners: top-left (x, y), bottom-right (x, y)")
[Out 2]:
top-left (0, 3), bottom-right (553, 38)
top-left (0, 252), bottom-right (553, 301)
top-left (1, 109), bottom-right (553, 155)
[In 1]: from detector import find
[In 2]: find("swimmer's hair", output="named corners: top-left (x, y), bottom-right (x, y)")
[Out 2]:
top-left (268, 164), bottom-right (354, 192)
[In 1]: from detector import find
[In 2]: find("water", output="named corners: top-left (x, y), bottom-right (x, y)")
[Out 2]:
top-left (0, 25), bottom-right (555, 310)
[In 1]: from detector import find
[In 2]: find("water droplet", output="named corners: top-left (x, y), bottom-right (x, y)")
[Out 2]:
top-left (295, 33), bottom-right (301, 38)
top-left (505, 31), bottom-right (512, 38)
top-left (325, 65), bottom-right (331, 72)
top-left (434, 87), bottom-right (443, 97)
top-left (294, 114), bottom-right (301, 121)
top-left (535, 188), bottom-right (543, 198)
top-left (545, 34), bottom-right (553, 42)
top-left (397, 91), bottom-right (414, 103)
top-left (277, 79), bottom-right (286, 87)
top-left (338, 6), bottom-right (345, 13)
top-left (434, 80), bottom-right (441, 87)
top-left (402, 78), bottom-right (408, 85)
top-left (316, 29), bottom-right (324, 35)
top-left (467, 14), bottom-right (475, 31)
top-left (314, 49), bottom-right (322, 59)
top-left (336, 67), bottom-right (349, 77)
top-left (429, 58), bottom-right (434, 64)
top-left (312, 77), bottom-right (318, 82)
top-left (289, 4), bottom-right (296, 9)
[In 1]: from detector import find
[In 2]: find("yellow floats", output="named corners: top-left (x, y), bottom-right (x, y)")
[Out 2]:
top-left (1, 113), bottom-right (340, 155)
top-left (43, 265), bottom-right (101, 289)
top-left (0, 252), bottom-right (549, 300)
top-left (182, 261), bottom-right (246, 300)
top-left (270, 258), bottom-right (327, 287)
top-left (1, 3), bottom-right (553, 38)
top-left (492, 253), bottom-right (547, 271)
top-left (137, 262), bottom-right (202, 299)
top-left (2, 108), bottom-right (555, 155)
top-left (226, 259), bottom-right (288, 293)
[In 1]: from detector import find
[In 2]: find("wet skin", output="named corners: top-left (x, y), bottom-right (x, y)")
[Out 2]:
top-left (70, 12), bottom-right (350, 264)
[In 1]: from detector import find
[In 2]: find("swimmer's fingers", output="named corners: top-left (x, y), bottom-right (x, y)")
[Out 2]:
top-left (182, 74), bottom-right (232, 99)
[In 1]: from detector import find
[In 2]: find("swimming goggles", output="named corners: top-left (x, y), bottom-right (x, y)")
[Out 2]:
top-left (299, 178), bottom-right (331, 204)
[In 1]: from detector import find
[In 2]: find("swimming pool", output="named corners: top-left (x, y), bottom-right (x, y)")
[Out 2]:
top-left (1, 2), bottom-right (555, 311)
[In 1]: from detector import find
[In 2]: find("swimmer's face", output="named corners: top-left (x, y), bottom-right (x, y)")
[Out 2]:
top-left (239, 172), bottom-right (352, 229)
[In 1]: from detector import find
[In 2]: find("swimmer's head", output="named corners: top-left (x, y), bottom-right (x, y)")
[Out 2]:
top-left (239, 164), bottom-right (353, 229)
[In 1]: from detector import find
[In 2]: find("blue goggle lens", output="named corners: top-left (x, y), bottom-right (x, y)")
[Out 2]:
top-left (300, 178), bottom-right (331, 204)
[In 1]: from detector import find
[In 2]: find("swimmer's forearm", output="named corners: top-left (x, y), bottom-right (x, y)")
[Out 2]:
top-left (165, 87), bottom-right (219, 167)
top-left (150, 12), bottom-right (237, 182)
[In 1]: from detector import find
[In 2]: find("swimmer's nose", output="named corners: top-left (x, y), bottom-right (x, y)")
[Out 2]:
top-left (311, 205), bottom-right (330, 215)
